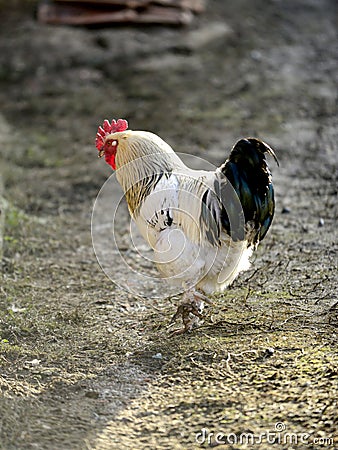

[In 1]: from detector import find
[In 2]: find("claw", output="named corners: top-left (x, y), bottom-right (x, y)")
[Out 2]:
top-left (193, 290), bottom-right (214, 305)
top-left (169, 290), bottom-right (211, 335)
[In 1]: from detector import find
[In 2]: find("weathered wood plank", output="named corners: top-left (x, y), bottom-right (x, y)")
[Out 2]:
top-left (52, 0), bottom-right (205, 14)
top-left (38, 3), bottom-right (196, 25)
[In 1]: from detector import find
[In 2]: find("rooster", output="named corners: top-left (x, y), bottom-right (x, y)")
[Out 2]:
top-left (95, 119), bottom-right (278, 334)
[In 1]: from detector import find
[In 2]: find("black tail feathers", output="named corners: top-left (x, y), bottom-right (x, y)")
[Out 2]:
top-left (228, 138), bottom-right (279, 168)
top-left (219, 138), bottom-right (278, 246)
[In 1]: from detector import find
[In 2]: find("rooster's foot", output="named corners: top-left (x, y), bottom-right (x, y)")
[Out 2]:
top-left (170, 291), bottom-right (212, 336)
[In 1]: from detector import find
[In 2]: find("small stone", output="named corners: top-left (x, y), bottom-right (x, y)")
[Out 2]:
top-left (26, 359), bottom-right (41, 366)
top-left (250, 50), bottom-right (263, 61)
top-left (318, 218), bottom-right (325, 227)
top-left (184, 22), bottom-right (233, 51)
top-left (265, 347), bottom-right (275, 356)
top-left (85, 390), bottom-right (99, 399)
top-left (281, 207), bottom-right (291, 214)
top-left (152, 352), bottom-right (163, 359)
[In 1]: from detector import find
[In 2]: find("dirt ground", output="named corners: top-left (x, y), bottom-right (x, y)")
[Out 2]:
top-left (0, 0), bottom-right (337, 449)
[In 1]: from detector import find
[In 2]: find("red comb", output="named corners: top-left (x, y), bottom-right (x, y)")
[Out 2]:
top-left (95, 118), bottom-right (128, 150)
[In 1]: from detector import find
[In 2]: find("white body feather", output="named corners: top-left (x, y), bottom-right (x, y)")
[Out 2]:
top-left (134, 169), bottom-right (252, 294)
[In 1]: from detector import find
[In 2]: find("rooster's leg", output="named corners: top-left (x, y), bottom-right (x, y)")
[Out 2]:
top-left (170, 290), bottom-right (213, 335)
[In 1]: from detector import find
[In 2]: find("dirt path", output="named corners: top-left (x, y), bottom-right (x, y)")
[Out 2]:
top-left (0, 1), bottom-right (337, 448)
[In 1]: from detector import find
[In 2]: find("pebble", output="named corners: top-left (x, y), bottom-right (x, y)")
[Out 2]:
top-left (318, 218), bottom-right (325, 227)
top-left (85, 390), bottom-right (99, 399)
top-left (184, 22), bottom-right (233, 51)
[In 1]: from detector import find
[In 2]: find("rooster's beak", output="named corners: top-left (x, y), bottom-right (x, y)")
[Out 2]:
top-left (98, 149), bottom-right (105, 158)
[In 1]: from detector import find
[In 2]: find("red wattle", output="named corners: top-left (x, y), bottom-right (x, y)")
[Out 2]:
top-left (105, 152), bottom-right (116, 170)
